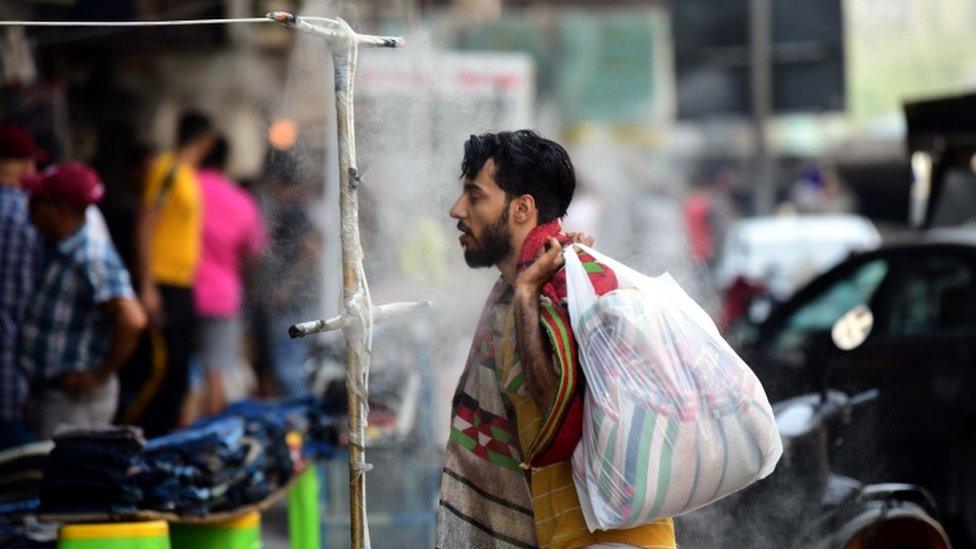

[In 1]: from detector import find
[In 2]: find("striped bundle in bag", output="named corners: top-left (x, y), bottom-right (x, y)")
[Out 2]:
top-left (563, 245), bottom-right (782, 531)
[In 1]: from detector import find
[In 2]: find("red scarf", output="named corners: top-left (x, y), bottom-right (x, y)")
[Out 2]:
top-left (515, 219), bottom-right (618, 467)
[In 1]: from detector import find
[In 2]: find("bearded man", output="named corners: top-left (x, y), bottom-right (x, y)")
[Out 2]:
top-left (437, 130), bottom-right (676, 549)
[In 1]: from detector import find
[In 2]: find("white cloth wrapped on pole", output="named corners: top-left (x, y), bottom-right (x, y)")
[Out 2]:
top-left (563, 244), bottom-right (782, 531)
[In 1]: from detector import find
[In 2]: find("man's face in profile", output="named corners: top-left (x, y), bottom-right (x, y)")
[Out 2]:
top-left (449, 158), bottom-right (513, 269)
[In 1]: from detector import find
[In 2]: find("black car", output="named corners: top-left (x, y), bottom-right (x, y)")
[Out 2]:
top-left (731, 230), bottom-right (976, 544)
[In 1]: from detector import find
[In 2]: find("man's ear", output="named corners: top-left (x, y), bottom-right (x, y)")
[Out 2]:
top-left (512, 194), bottom-right (538, 225)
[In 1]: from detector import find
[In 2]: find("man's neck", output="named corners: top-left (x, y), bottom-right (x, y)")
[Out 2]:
top-left (52, 217), bottom-right (85, 245)
top-left (498, 253), bottom-right (519, 283)
top-left (497, 223), bottom-right (534, 283)
top-left (176, 147), bottom-right (198, 167)
top-left (0, 167), bottom-right (22, 186)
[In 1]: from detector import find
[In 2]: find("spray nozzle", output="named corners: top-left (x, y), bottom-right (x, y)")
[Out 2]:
top-left (266, 11), bottom-right (295, 24)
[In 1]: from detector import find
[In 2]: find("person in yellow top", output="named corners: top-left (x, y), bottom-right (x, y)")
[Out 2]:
top-left (121, 111), bottom-right (213, 437)
top-left (439, 130), bottom-right (675, 548)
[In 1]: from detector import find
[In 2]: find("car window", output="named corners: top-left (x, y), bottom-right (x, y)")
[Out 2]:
top-left (772, 258), bottom-right (889, 351)
top-left (884, 255), bottom-right (976, 336)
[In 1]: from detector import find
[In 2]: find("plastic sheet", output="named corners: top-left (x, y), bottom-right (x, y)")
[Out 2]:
top-left (563, 244), bottom-right (782, 531)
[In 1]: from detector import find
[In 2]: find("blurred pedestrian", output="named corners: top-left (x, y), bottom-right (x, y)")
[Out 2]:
top-left (122, 111), bottom-right (213, 437)
top-left (263, 158), bottom-right (320, 398)
top-left (787, 166), bottom-right (855, 214)
top-left (100, 142), bottom-right (154, 274)
top-left (194, 136), bottom-right (266, 415)
top-left (683, 167), bottom-right (736, 269)
top-left (20, 163), bottom-right (146, 439)
top-left (0, 125), bottom-right (42, 448)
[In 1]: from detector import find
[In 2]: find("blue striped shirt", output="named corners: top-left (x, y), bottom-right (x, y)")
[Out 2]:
top-left (20, 220), bottom-right (135, 381)
top-left (0, 184), bottom-right (40, 421)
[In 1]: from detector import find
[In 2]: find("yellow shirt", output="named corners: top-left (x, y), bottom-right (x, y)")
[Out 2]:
top-left (143, 153), bottom-right (201, 287)
top-left (499, 307), bottom-right (677, 549)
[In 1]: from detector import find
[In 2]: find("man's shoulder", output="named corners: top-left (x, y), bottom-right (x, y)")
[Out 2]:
top-left (45, 239), bottom-right (93, 294)
top-left (147, 153), bottom-right (196, 188)
top-left (147, 153), bottom-right (174, 176)
top-left (74, 232), bottom-right (132, 300)
top-left (0, 187), bottom-right (28, 218)
top-left (72, 228), bottom-right (123, 269)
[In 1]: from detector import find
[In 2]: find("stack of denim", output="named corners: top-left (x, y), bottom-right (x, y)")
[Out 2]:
top-left (138, 417), bottom-right (249, 515)
top-left (214, 397), bottom-right (339, 461)
top-left (0, 442), bottom-right (50, 510)
top-left (2, 398), bottom-right (339, 520)
top-left (39, 428), bottom-right (145, 514)
top-left (138, 397), bottom-right (337, 516)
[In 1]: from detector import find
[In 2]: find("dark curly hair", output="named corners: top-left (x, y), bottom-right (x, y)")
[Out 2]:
top-left (461, 130), bottom-right (576, 224)
top-left (176, 110), bottom-right (213, 148)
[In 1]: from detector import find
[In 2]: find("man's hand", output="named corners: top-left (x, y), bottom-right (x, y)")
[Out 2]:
top-left (565, 231), bottom-right (595, 247)
top-left (140, 283), bottom-right (163, 327)
top-left (513, 237), bottom-right (565, 294)
top-left (62, 371), bottom-right (105, 400)
top-left (512, 232), bottom-right (598, 412)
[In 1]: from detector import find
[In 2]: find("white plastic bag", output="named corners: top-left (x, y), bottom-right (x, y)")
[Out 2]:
top-left (564, 244), bottom-right (782, 531)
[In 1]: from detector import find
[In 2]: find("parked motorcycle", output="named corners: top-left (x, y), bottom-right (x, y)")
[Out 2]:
top-left (679, 307), bottom-right (951, 548)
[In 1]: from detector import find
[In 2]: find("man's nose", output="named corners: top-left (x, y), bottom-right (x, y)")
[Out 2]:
top-left (449, 196), bottom-right (465, 220)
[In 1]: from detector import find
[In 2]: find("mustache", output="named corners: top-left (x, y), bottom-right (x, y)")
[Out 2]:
top-left (456, 222), bottom-right (472, 235)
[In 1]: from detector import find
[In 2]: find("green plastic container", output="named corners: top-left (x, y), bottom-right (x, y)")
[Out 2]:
top-left (58, 521), bottom-right (170, 549)
top-left (288, 466), bottom-right (321, 549)
top-left (169, 511), bottom-right (261, 549)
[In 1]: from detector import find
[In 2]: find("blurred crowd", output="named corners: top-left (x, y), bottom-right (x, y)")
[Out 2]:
top-left (0, 111), bottom-right (321, 448)
top-left (681, 161), bottom-right (858, 332)
top-left (0, 107), bottom-right (862, 450)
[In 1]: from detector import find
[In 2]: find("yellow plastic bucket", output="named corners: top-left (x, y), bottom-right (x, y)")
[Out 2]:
top-left (169, 511), bottom-right (261, 549)
top-left (58, 520), bottom-right (170, 549)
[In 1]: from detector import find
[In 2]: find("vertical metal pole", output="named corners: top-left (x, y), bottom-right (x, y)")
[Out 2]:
top-left (331, 38), bottom-right (372, 549)
top-left (750, 0), bottom-right (774, 214)
top-left (270, 14), bottom-right (410, 549)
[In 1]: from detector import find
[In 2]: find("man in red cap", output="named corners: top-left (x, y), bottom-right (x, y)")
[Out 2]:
top-left (0, 125), bottom-right (43, 448)
top-left (20, 162), bottom-right (147, 438)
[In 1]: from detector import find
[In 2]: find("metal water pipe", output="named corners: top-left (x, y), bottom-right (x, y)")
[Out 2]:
top-left (269, 11), bottom-right (427, 549)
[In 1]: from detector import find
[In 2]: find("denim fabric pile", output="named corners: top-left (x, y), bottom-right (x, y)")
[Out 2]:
top-left (139, 417), bottom-right (251, 515)
top-left (0, 441), bottom-right (53, 545)
top-left (140, 397), bottom-right (338, 515)
top-left (29, 397), bottom-right (337, 518)
top-left (40, 428), bottom-right (145, 514)
top-left (0, 442), bottom-right (51, 512)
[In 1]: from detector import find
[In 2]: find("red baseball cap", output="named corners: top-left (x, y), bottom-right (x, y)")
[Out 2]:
top-left (21, 162), bottom-right (105, 207)
top-left (0, 125), bottom-right (47, 161)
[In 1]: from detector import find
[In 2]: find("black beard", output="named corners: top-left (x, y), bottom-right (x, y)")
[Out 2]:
top-left (463, 208), bottom-right (512, 269)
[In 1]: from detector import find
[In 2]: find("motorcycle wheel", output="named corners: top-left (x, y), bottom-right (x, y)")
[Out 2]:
top-left (839, 500), bottom-right (951, 549)
top-left (962, 440), bottom-right (976, 546)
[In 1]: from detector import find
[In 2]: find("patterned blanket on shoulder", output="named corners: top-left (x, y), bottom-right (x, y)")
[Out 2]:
top-left (436, 221), bottom-right (617, 548)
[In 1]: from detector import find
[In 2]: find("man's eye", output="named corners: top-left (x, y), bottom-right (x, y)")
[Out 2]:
top-left (468, 194), bottom-right (479, 203)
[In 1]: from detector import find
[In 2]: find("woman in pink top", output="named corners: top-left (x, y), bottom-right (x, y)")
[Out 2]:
top-left (194, 136), bottom-right (266, 414)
